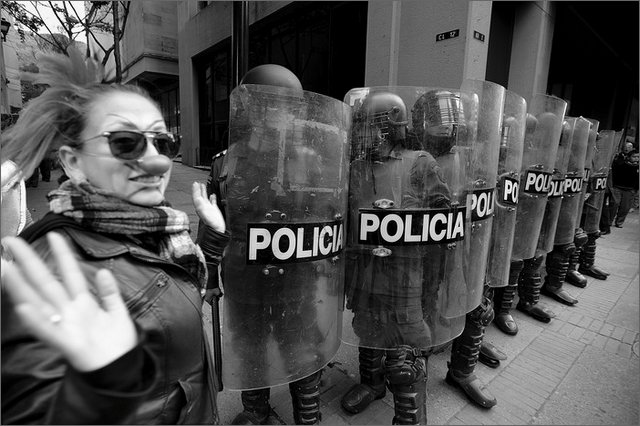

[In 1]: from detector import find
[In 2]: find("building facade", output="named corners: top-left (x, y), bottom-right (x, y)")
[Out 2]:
top-left (119, 1), bottom-right (637, 167)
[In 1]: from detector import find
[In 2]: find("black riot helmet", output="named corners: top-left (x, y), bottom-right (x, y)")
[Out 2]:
top-left (352, 91), bottom-right (408, 161)
top-left (412, 89), bottom-right (466, 157)
top-left (240, 64), bottom-right (303, 90)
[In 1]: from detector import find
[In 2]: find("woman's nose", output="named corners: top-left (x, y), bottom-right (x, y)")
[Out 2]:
top-left (136, 155), bottom-right (172, 175)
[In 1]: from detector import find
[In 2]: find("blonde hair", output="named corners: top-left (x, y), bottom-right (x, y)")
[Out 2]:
top-left (1, 47), bottom-right (154, 177)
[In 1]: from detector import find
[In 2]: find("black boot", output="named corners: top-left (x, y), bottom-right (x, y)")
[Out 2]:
top-left (542, 243), bottom-right (578, 305)
top-left (566, 229), bottom-right (588, 287)
top-left (478, 341), bottom-right (507, 369)
top-left (446, 289), bottom-right (497, 408)
top-left (231, 388), bottom-right (271, 425)
top-left (341, 347), bottom-right (386, 414)
top-left (516, 255), bottom-right (556, 322)
top-left (385, 346), bottom-right (428, 425)
top-left (289, 370), bottom-right (322, 425)
top-left (493, 260), bottom-right (523, 335)
top-left (578, 232), bottom-right (610, 280)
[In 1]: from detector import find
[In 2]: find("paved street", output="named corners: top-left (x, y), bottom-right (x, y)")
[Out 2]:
top-left (26, 162), bottom-right (639, 425)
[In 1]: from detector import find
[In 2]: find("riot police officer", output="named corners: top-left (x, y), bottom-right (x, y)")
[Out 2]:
top-left (541, 117), bottom-right (590, 304)
top-left (493, 94), bottom-right (567, 333)
top-left (341, 86), bottom-right (484, 424)
top-left (446, 88), bottom-right (525, 408)
top-left (211, 64), bottom-right (349, 425)
top-left (574, 129), bottom-right (618, 282)
top-left (565, 119), bottom-right (599, 287)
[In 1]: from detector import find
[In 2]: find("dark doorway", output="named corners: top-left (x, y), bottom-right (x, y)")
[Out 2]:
top-left (547, 2), bottom-right (638, 144)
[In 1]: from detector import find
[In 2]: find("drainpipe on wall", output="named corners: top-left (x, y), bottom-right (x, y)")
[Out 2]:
top-left (232, 1), bottom-right (249, 88)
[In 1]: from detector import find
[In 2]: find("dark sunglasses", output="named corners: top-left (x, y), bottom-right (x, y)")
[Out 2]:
top-left (80, 130), bottom-right (181, 161)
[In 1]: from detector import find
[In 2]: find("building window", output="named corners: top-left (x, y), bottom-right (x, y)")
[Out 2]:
top-left (196, 47), bottom-right (230, 165)
top-left (193, 1), bottom-right (367, 166)
top-left (157, 86), bottom-right (180, 138)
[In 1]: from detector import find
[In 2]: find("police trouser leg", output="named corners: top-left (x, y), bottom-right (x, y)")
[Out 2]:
top-left (385, 346), bottom-right (428, 425)
top-left (231, 388), bottom-right (271, 425)
top-left (542, 243), bottom-right (578, 305)
top-left (578, 232), bottom-right (610, 280)
top-left (289, 370), bottom-right (323, 425)
top-left (341, 347), bottom-right (386, 414)
top-left (566, 229), bottom-right (588, 287)
top-left (446, 288), bottom-right (497, 408)
top-left (516, 255), bottom-right (555, 322)
top-left (493, 260), bottom-right (523, 335)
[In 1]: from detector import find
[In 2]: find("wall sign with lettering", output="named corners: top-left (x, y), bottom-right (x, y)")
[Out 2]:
top-left (436, 29), bottom-right (460, 42)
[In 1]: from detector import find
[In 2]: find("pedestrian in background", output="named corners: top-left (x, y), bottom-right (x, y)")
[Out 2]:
top-left (1, 47), bottom-right (229, 424)
top-left (610, 148), bottom-right (639, 228)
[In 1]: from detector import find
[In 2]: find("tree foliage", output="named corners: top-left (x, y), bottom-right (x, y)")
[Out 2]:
top-left (3, 1), bottom-right (130, 81)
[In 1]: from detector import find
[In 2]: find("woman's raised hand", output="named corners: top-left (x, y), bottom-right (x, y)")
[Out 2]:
top-left (192, 181), bottom-right (225, 233)
top-left (1, 232), bottom-right (137, 372)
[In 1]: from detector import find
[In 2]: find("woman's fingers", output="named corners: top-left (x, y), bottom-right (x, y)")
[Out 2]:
top-left (93, 269), bottom-right (128, 315)
top-left (1, 236), bottom-right (69, 309)
top-left (2, 258), bottom-right (53, 312)
top-left (47, 232), bottom-right (88, 299)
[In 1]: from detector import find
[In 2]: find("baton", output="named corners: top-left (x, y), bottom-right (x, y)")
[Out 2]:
top-left (209, 287), bottom-right (224, 392)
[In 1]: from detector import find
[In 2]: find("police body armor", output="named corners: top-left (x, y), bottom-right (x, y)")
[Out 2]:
top-left (493, 94), bottom-right (567, 334)
top-left (446, 89), bottom-right (524, 409)
top-left (222, 84), bottom-right (351, 390)
top-left (578, 129), bottom-right (618, 280)
top-left (542, 117), bottom-right (590, 304)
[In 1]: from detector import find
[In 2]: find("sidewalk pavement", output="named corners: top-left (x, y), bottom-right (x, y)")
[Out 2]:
top-left (26, 163), bottom-right (639, 425)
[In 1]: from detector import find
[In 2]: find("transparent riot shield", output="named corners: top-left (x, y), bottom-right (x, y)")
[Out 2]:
top-left (486, 90), bottom-right (526, 288)
top-left (582, 130), bottom-right (618, 234)
top-left (221, 84), bottom-right (351, 390)
top-left (341, 86), bottom-right (470, 351)
top-left (576, 119), bottom-right (600, 221)
top-left (553, 117), bottom-right (590, 246)
top-left (458, 80), bottom-right (505, 303)
top-left (537, 118), bottom-right (576, 254)
top-left (511, 94), bottom-right (567, 260)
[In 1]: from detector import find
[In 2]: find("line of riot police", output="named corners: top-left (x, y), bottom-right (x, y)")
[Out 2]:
top-left (207, 64), bottom-right (620, 425)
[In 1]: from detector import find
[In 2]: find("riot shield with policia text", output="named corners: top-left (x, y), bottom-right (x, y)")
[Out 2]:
top-left (575, 129), bottom-right (619, 281)
top-left (486, 90), bottom-right (526, 288)
top-left (518, 115), bottom-right (575, 313)
top-left (221, 84), bottom-right (351, 390)
top-left (564, 118), bottom-right (600, 287)
top-left (492, 94), bottom-right (566, 333)
top-left (581, 129), bottom-right (618, 234)
top-left (456, 79), bottom-right (505, 311)
top-left (536, 117), bottom-right (576, 255)
top-left (541, 116), bottom-right (590, 305)
top-left (510, 94), bottom-right (567, 260)
top-left (553, 117), bottom-right (591, 246)
top-left (575, 119), bottom-right (600, 221)
top-left (341, 86), bottom-right (472, 352)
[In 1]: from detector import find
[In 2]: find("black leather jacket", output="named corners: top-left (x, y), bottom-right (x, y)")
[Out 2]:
top-left (2, 214), bottom-right (227, 424)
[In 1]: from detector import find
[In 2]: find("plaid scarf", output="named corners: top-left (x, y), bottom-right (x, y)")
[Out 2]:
top-left (48, 180), bottom-right (207, 287)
